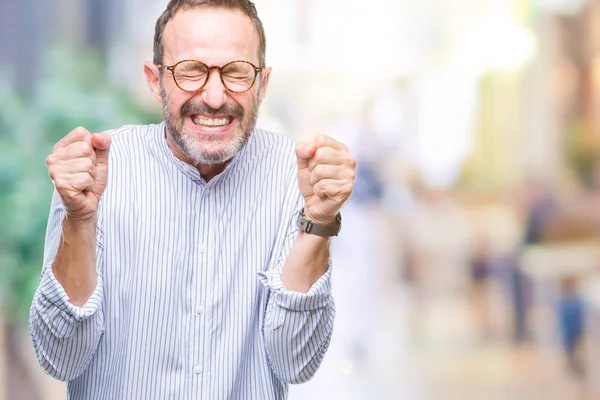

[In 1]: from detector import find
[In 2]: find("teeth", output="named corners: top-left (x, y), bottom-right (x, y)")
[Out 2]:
top-left (192, 116), bottom-right (231, 126)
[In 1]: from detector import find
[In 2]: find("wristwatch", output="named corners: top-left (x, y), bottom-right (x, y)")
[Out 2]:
top-left (296, 208), bottom-right (342, 237)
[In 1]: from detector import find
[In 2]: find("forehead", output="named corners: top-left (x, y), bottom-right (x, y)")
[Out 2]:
top-left (162, 7), bottom-right (260, 66)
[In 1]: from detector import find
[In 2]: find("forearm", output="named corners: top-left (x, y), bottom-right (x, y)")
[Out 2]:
top-left (260, 232), bottom-right (335, 384)
top-left (30, 224), bottom-right (105, 382)
top-left (280, 231), bottom-right (330, 293)
top-left (30, 214), bottom-right (105, 381)
top-left (52, 215), bottom-right (99, 306)
top-left (28, 190), bottom-right (105, 381)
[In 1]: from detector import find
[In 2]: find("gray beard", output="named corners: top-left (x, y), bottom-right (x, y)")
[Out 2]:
top-left (165, 119), bottom-right (251, 165)
top-left (160, 82), bottom-right (259, 165)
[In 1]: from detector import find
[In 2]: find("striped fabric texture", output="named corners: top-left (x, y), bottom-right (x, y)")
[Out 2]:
top-left (29, 122), bottom-right (335, 400)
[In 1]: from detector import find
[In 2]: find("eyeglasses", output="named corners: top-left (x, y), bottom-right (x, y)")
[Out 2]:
top-left (158, 60), bottom-right (264, 94)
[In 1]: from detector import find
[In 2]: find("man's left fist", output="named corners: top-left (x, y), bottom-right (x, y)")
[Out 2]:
top-left (296, 134), bottom-right (356, 226)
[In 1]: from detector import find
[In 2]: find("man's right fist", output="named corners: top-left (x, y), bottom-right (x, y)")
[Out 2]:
top-left (46, 127), bottom-right (111, 221)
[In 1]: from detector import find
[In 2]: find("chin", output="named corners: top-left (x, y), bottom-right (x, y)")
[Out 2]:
top-left (185, 136), bottom-right (247, 165)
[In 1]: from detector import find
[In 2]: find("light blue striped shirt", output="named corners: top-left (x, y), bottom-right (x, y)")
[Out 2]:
top-left (29, 122), bottom-right (335, 399)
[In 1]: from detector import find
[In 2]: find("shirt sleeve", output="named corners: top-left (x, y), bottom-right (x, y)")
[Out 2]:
top-left (28, 190), bottom-right (105, 382)
top-left (258, 179), bottom-right (335, 385)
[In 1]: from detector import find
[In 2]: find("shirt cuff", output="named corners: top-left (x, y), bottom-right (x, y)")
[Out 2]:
top-left (34, 266), bottom-right (104, 339)
top-left (258, 261), bottom-right (332, 311)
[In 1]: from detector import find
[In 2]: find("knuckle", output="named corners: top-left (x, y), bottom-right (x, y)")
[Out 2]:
top-left (88, 144), bottom-right (97, 157)
top-left (315, 147), bottom-right (326, 157)
top-left (54, 179), bottom-right (68, 192)
top-left (73, 127), bottom-right (91, 143)
top-left (85, 174), bottom-right (95, 187)
top-left (52, 140), bottom-right (65, 152)
top-left (46, 154), bottom-right (55, 166)
top-left (309, 172), bottom-right (318, 185)
top-left (73, 174), bottom-right (91, 190)
top-left (310, 172), bottom-right (320, 185)
top-left (314, 147), bottom-right (331, 162)
top-left (73, 126), bottom-right (88, 136)
top-left (76, 141), bottom-right (93, 155)
top-left (82, 157), bottom-right (95, 171)
top-left (315, 134), bottom-right (327, 146)
top-left (54, 147), bottom-right (66, 159)
top-left (313, 165), bottom-right (325, 179)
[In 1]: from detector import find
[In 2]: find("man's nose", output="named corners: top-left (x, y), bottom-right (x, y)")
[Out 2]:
top-left (199, 69), bottom-right (228, 110)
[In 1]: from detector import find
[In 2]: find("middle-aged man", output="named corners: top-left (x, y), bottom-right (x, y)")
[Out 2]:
top-left (29, 0), bottom-right (356, 399)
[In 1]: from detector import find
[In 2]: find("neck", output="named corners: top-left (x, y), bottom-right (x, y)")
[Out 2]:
top-left (196, 162), bottom-right (228, 182)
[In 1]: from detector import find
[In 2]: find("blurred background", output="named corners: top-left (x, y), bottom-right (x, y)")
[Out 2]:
top-left (3, 0), bottom-right (600, 399)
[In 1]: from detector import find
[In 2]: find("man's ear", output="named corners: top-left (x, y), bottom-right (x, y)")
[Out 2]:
top-left (257, 66), bottom-right (272, 104)
top-left (144, 62), bottom-right (163, 104)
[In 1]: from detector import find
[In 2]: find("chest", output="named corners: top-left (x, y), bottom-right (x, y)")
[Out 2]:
top-left (100, 168), bottom-right (288, 306)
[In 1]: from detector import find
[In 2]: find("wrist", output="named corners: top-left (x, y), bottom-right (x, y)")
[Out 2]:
top-left (297, 208), bottom-right (342, 237)
top-left (65, 211), bottom-right (98, 226)
top-left (62, 214), bottom-right (98, 240)
top-left (302, 209), bottom-right (337, 226)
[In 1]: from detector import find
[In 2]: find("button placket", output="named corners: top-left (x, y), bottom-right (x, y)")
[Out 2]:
top-left (192, 187), bottom-right (207, 390)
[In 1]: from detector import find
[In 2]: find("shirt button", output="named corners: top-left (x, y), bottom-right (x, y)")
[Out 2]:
top-left (196, 304), bottom-right (205, 314)
top-left (199, 244), bottom-right (207, 254)
top-left (194, 365), bottom-right (203, 375)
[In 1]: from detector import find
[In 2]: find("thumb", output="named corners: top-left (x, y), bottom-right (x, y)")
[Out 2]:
top-left (91, 133), bottom-right (111, 165)
top-left (295, 141), bottom-right (316, 171)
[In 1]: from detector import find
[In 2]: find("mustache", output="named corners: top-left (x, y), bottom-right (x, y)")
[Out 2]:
top-left (180, 99), bottom-right (244, 118)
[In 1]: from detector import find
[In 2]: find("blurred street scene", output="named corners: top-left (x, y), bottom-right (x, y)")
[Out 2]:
top-left (4, 0), bottom-right (600, 399)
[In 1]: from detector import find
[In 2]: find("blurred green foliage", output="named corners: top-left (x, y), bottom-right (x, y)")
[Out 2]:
top-left (0, 45), bottom-right (160, 324)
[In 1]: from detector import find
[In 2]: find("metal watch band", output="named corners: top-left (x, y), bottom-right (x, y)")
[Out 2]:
top-left (296, 208), bottom-right (342, 237)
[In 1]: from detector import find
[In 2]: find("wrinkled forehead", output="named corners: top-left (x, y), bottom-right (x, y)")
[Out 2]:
top-left (162, 6), bottom-right (260, 67)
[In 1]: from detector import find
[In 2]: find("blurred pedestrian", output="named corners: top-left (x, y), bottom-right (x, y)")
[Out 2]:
top-left (557, 276), bottom-right (585, 378)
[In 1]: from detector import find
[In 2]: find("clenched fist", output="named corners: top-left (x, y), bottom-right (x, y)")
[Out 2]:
top-left (296, 135), bottom-right (356, 226)
top-left (46, 127), bottom-right (111, 221)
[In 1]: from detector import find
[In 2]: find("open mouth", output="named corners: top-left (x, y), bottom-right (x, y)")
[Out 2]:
top-left (191, 114), bottom-right (234, 127)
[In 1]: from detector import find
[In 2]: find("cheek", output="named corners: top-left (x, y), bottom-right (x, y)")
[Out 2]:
top-left (165, 92), bottom-right (190, 114)
top-left (237, 94), bottom-right (257, 117)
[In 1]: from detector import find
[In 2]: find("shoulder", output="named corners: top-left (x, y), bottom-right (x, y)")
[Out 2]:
top-left (226, 128), bottom-right (298, 185)
top-left (248, 128), bottom-right (297, 162)
top-left (102, 122), bottom-right (165, 161)
top-left (104, 123), bottom-right (162, 148)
